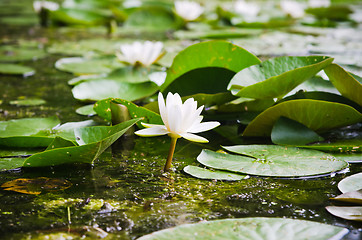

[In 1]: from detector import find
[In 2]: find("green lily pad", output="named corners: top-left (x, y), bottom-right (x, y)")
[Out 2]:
top-left (124, 6), bottom-right (181, 31)
top-left (197, 145), bottom-right (348, 177)
top-left (160, 40), bottom-right (261, 95)
top-left (184, 165), bottom-right (247, 181)
top-left (9, 98), bottom-right (46, 106)
top-left (174, 28), bottom-right (262, 40)
top-left (338, 172), bottom-right (362, 193)
top-left (271, 117), bottom-right (324, 145)
top-left (75, 104), bottom-right (96, 116)
top-left (0, 116), bottom-right (60, 147)
top-left (50, 8), bottom-right (109, 26)
top-left (0, 63), bottom-right (35, 76)
top-left (243, 100), bottom-right (362, 137)
top-left (277, 91), bottom-right (361, 112)
top-left (138, 217), bottom-right (348, 240)
top-left (331, 190), bottom-right (362, 205)
top-left (72, 79), bottom-right (158, 102)
top-left (331, 153), bottom-right (362, 163)
top-left (94, 98), bottom-right (162, 128)
top-left (228, 56), bottom-right (333, 99)
top-left (70, 67), bottom-right (160, 86)
top-left (48, 39), bottom-right (122, 56)
top-left (22, 119), bottom-right (139, 168)
top-left (55, 56), bottom-right (123, 75)
top-left (0, 46), bottom-right (47, 62)
top-left (299, 139), bottom-right (362, 153)
top-left (326, 206), bottom-right (362, 221)
top-left (324, 64), bottom-right (362, 106)
top-left (306, 6), bottom-right (353, 21)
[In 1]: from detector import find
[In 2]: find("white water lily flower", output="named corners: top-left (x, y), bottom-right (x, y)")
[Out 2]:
top-left (234, 0), bottom-right (260, 18)
top-left (136, 92), bottom-right (220, 143)
top-left (175, 1), bottom-right (204, 21)
top-left (33, 1), bottom-right (59, 13)
top-left (281, 0), bottom-right (305, 18)
top-left (116, 41), bottom-right (164, 67)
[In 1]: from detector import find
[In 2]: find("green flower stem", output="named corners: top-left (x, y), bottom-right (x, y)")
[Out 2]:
top-left (164, 137), bottom-right (178, 172)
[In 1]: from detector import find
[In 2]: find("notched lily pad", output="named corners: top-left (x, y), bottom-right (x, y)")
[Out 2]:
top-left (9, 98), bottom-right (46, 106)
top-left (1, 177), bottom-right (72, 195)
top-left (243, 100), bottom-right (362, 137)
top-left (0, 63), bottom-right (35, 76)
top-left (330, 189), bottom-right (362, 205)
top-left (0, 45), bottom-right (47, 62)
top-left (338, 172), bottom-right (362, 193)
top-left (326, 206), bottom-right (362, 221)
top-left (197, 145), bottom-right (348, 177)
top-left (184, 165), bottom-right (247, 181)
top-left (161, 40), bottom-right (261, 94)
top-left (138, 217), bottom-right (348, 240)
top-left (228, 56), bottom-right (333, 99)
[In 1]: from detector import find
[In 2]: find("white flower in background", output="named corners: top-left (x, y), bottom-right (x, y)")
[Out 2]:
top-left (175, 1), bottom-right (204, 21)
top-left (135, 92), bottom-right (220, 171)
top-left (33, 1), bottom-right (59, 13)
top-left (234, 0), bottom-right (260, 18)
top-left (280, 0), bottom-right (305, 18)
top-left (116, 41), bottom-right (164, 67)
top-left (308, 0), bottom-right (331, 8)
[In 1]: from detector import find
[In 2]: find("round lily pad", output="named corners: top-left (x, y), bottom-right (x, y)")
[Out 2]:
top-left (197, 145), bottom-right (348, 177)
top-left (0, 46), bottom-right (47, 62)
top-left (326, 206), bottom-right (362, 221)
top-left (55, 56), bottom-right (123, 75)
top-left (0, 63), bottom-right (35, 76)
top-left (72, 79), bottom-right (158, 101)
top-left (138, 217), bottom-right (348, 240)
top-left (184, 165), bottom-right (247, 180)
top-left (75, 104), bottom-right (96, 116)
top-left (338, 172), bottom-right (362, 193)
top-left (9, 98), bottom-right (46, 106)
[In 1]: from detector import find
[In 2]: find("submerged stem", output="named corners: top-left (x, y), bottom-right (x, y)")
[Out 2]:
top-left (164, 137), bottom-right (178, 172)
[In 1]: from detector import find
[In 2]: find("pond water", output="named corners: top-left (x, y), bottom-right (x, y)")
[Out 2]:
top-left (0, 0), bottom-right (361, 239)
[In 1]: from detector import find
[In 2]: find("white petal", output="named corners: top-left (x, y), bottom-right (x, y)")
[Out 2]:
top-left (141, 122), bottom-right (165, 128)
top-left (167, 103), bottom-right (182, 133)
top-left (135, 126), bottom-right (169, 137)
top-left (180, 132), bottom-right (209, 143)
top-left (188, 121), bottom-right (220, 133)
top-left (158, 92), bottom-right (168, 128)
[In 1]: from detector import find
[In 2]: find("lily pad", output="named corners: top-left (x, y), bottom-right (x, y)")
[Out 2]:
top-left (124, 6), bottom-right (181, 31)
top-left (160, 40), bottom-right (261, 95)
top-left (138, 217), bottom-right (348, 240)
top-left (184, 165), bottom-right (247, 181)
top-left (228, 56), bottom-right (333, 99)
top-left (338, 172), bottom-right (362, 193)
top-left (324, 64), bottom-right (362, 106)
top-left (75, 104), bottom-right (96, 116)
top-left (72, 79), bottom-right (158, 102)
top-left (331, 153), bottom-right (362, 163)
top-left (9, 98), bottom-right (46, 106)
top-left (23, 119), bottom-right (139, 168)
top-left (0, 63), bottom-right (35, 76)
top-left (50, 8), bottom-right (109, 26)
top-left (326, 206), bottom-right (362, 221)
top-left (94, 98), bottom-right (162, 128)
top-left (243, 100), bottom-right (362, 137)
top-left (330, 190), bottom-right (362, 205)
top-left (0, 46), bottom-right (47, 62)
top-left (0, 116), bottom-right (60, 147)
top-left (55, 56), bottom-right (123, 75)
top-left (271, 117), bottom-right (324, 145)
top-left (197, 145), bottom-right (348, 177)
top-left (299, 139), bottom-right (362, 153)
